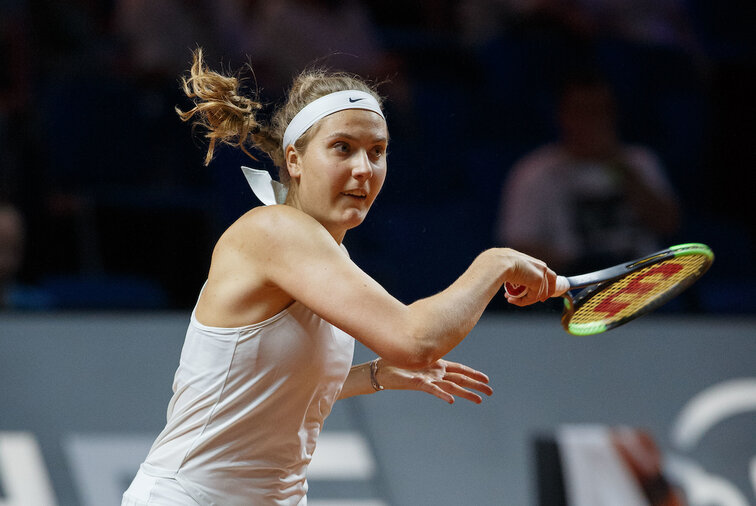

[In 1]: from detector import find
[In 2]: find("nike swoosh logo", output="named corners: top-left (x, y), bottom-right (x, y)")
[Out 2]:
top-left (348, 97), bottom-right (364, 103)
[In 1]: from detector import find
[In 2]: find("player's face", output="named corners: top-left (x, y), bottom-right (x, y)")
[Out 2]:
top-left (288, 109), bottom-right (388, 241)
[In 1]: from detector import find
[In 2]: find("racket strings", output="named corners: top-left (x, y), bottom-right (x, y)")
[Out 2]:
top-left (570, 254), bottom-right (710, 326)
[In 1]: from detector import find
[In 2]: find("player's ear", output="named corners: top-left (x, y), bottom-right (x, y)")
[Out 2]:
top-left (285, 145), bottom-right (302, 181)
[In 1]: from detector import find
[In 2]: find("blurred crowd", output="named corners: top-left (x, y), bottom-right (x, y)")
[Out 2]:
top-left (1, 0), bottom-right (754, 312)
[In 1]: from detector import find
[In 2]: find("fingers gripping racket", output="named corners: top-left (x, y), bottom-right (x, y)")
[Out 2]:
top-left (505, 243), bottom-right (714, 336)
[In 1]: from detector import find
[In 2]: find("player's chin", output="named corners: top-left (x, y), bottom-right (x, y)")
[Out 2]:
top-left (340, 207), bottom-right (370, 228)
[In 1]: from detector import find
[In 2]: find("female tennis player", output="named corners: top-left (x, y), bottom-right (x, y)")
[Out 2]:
top-left (122, 48), bottom-right (558, 506)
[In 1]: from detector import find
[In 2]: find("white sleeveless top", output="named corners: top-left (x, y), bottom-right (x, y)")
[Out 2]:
top-left (139, 295), bottom-right (355, 505)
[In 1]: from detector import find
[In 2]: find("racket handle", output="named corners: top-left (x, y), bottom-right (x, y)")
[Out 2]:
top-left (555, 275), bottom-right (570, 295)
top-left (505, 276), bottom-right (570, 298)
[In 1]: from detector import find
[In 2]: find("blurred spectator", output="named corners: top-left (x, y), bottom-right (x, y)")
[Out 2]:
top-left (0, 201), bottom-right (51, 310)
top-left (495, 73), bottom-right (680, 275)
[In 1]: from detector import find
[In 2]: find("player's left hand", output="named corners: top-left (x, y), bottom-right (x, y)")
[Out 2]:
top-left (376, 359), bottom-right (493, 404)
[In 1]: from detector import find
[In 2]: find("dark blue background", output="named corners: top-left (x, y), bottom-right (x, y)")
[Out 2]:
top-left (1, 1), bottom-right (754, 313)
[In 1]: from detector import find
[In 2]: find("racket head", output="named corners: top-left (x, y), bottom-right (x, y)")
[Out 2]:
top-left (561, 243), bottom-right (714, 336)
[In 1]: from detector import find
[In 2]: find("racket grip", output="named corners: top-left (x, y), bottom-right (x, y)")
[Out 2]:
top-left (505, 276), bottom-right (570, 298)
top-left (555, 275), bottom-right (570, 295)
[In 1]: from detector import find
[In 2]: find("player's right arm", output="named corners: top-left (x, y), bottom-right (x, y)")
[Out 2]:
top-left (199, 205), bottom-right (556, 369)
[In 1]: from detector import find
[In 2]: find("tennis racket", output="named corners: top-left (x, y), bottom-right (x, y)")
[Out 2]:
top-left (505, 243), bottom-right (714, 335)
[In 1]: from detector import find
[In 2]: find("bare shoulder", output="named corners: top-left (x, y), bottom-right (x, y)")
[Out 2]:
top-left (218, 205), bottom-right (330, 257)
top-left (198, 206), bottom-right (331, 326)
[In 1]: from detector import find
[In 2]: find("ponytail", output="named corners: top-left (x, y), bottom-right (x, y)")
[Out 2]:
top-left (177, 48), bottom-right (383, 185)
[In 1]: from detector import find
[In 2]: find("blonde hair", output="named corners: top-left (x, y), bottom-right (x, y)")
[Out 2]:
top-left (176, 48), bottom-right (384, 185)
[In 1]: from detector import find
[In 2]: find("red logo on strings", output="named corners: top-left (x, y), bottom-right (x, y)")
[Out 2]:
top-left (593, 263), bottom-right (684, 317)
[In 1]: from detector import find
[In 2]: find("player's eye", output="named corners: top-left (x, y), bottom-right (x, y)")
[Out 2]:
top-left (332, 142), bottom-right (350, 153)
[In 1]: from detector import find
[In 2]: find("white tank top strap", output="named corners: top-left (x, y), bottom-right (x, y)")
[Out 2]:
top-left (241, 166), bottom-right (288, 205)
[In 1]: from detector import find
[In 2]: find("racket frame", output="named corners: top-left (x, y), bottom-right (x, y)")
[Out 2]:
top-left (560, 243), bottom-right (714, 335)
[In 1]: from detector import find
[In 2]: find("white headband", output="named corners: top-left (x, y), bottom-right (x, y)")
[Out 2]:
top-left (282, 90), bottom-right (384, 150)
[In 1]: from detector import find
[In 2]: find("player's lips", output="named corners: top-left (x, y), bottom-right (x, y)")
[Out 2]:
top-left (341, 189), bottom-right (368, 199)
